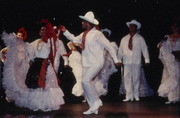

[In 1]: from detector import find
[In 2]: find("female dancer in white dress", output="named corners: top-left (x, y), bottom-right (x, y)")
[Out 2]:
top-left (66, 42), bottom-right (106, 97)
top-left (157, 21), bottom-right (180, 104)
top-left (1, 20), bottom-right (67, 111)
top-left (98, 29), bottom-right (118, 93)
top-left (1, 27), bottom-right (28, 102)
top-left (66, 42), bottom-right (84, 96)
top-left (0, 27), bottom-right (27, 62)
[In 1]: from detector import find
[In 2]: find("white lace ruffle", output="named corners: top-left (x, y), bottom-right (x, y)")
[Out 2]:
top-left (72, 83), bottom-right (84, 97)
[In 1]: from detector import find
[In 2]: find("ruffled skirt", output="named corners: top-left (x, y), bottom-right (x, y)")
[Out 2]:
top-left (2, 32), bottom-right (64, 111)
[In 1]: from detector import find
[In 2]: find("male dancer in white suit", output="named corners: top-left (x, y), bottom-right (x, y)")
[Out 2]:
top-left (61, 11), bottom-right (121, 115)
top-left (118, 19), bottom-right (150, 102)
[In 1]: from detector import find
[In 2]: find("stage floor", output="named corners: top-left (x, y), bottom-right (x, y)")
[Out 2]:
top-left (0, 96), bottom-right (179, 118)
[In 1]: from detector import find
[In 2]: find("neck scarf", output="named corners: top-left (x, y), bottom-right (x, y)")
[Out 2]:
top-left (128, 33), bottom-right (135, 50)
top-left (37, 19), bottom-right (60, 89)
top-left (81, 29), bottom-right (90, 50)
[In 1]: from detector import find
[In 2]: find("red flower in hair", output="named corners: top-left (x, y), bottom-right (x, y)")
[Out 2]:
top-left (17, 27), bottom-right (27, 41)
top-left (40, 19), bottom-right (57, 40)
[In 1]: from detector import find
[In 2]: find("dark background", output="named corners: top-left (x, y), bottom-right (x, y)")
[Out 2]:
top-left (0, 0), bottom-right (179, 39)
top-left (0, 0), bottom-right (179, 98)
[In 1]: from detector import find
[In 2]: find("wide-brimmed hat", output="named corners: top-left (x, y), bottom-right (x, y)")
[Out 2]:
top-left (79, 11), bottom-right (99, 25)
top-left (126, 19), bottom-right (141, 30)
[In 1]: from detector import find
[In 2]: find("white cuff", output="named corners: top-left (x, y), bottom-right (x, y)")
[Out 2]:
top-left (63, 30), bottom-right (70, 37)
top-left (145, 59), bottom-right (150, 63)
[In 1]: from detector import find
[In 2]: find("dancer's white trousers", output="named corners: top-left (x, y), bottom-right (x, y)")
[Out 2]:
top-left (82, 65), bottom-right (102, 107)
top-left (124, 64), bottom-right (141, 99)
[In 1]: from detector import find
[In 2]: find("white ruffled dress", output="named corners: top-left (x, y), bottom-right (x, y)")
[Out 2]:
top-left (68, 50), bottom-right (84, 96)
top-left (2, 32), bottom-right (65, 111)
top-left (158, 36), bottom-right (180, 102)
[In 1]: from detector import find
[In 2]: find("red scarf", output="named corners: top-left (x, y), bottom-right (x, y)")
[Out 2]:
top-left (128, 34), bottom-right (135, 50)
top-left (63, 50), bottom-right (73, 57)
top-left (37, 19), bottom-right (60, 89)
top-left (81, 30), bottom-right (90, 50)
top-left (38, 59), bottom-right (48, 89)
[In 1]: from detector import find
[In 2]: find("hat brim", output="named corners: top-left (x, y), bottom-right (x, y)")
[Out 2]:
top-left (79, 16), bottom-right (99, 25)
top-left (126, 22), bottom-right (141, 30)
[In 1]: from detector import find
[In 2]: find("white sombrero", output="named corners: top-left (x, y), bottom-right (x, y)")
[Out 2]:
top-left (79, 11), bottom-right (99, 25)
top-left (126, 19), bottom-right (141, 30)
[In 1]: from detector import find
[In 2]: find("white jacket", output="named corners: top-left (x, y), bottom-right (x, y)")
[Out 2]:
top-left (63, 27), bottom-right (119, 67)
top-left (118, 33), bottom-right (150, 65)
top-left (30, 38), bottom-right (68, 72)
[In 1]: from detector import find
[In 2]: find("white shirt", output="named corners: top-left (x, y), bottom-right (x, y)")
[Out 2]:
top-left (54, 39), bottom-right (68, 71)
top-left (64, 27), bottom-right (119, 67)
top-left (30, 38), bottom-right (68, 72)
top-left (118, 33), bottom-right (150, 64)
top-left (30, 38), bottom-right (50, 59)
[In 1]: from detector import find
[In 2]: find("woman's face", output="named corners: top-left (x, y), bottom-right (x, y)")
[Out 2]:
top-left (39, 27), bottom-right (48, 38)
top-left (16, 32), bottom-right (24, 40)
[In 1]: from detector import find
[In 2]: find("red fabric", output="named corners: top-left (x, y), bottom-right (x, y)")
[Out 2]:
top-left (128, 34), bottom-right (135, 50)
top-left (48, 39), bottom-right (54, 65)
top-left (63, 50), bottom-right (72, 57)
top-left (40, 19), bottom-right (57, 62)
top-left (81, 30), bottom-right (90, 50)
top-left (38, 59), bottom-right (48, 89)
top-left (37, 19), bottom-right (60, 89)
top-left (17, 27), bottom-right (27, 41)
top-left (95, 25), bottom-right (100, 30)
top-left (54, 25), bottom-right (63, 38)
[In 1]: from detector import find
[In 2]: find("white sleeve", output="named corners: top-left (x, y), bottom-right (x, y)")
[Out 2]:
top-left (96, 33), bottom-right (119, 63)
top-left (63, 30), bottom-right (82, 44)
top-left (140, 38), bottom-right (150, 63)
top-left (118, 39), bottom-right (123, 63)
top-left (26, 42), bottom-right (35, 61)
top-left (58, 40), bottom-right (69, 66)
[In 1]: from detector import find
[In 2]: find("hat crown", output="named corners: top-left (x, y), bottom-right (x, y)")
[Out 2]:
top-left (131, 19), bottom-right (137, 23)
top-left (130, 20), bottom-right (139, 25)
top-left (84, 11), bottom-right (95, 21)
top-left (79, 11), bottom-right (99, 25)
top-left (126, 19), bottom-right (141, 30)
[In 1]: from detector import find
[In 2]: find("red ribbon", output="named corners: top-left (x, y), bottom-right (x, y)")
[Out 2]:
top-left (128, 34), bottom-right (135, 50)
top-left (81, 30), bottom-right (90, 50)
top-left (37, 19), bottom-right (61, 89)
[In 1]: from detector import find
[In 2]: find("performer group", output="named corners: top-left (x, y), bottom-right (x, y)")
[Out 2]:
top-left (0, 11), bottom-right (179, 115)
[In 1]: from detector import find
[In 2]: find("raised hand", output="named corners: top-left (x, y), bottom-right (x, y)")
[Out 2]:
top-left (59, 25), bottom-right (66, 32)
